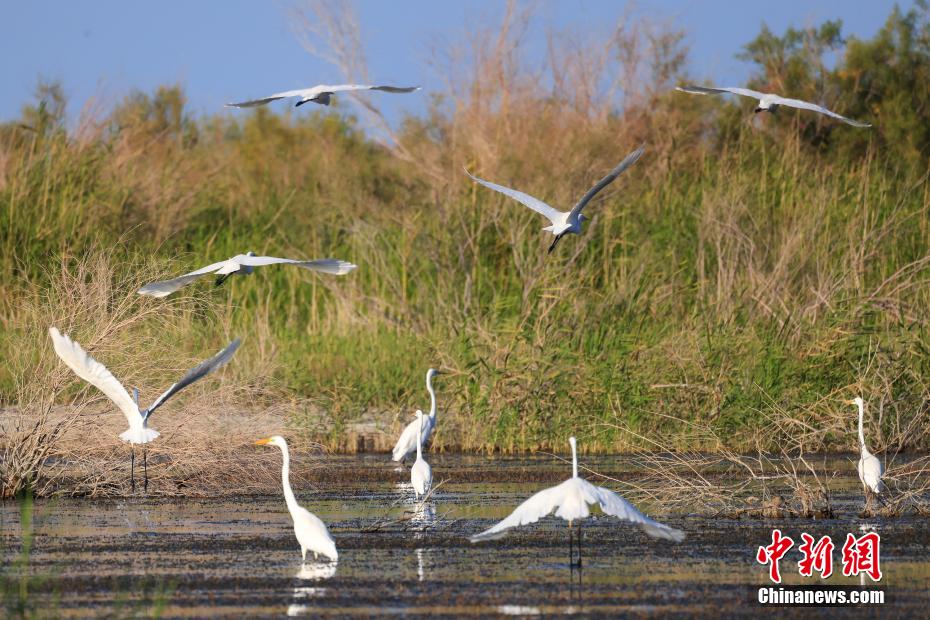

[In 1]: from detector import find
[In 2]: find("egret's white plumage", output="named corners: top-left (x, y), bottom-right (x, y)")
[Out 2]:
top-left (675, 85), bottom-right (871, 127)
top-left (847, 397), bottom-right (885, 494)
top-left (256, 436), bottom-right (338, 563)
top-left (410, 411), bottom-right (432, 499)
top-left (137, 252), bottom-right (357, 298)
top-left (392, 369), bottom-right (441, 463)
top-left (227, 84), bottom-right (420, 108)
top-left (466, 145), bottom-right (645, 253)
top-left (470, 437), bottom-right (684, 543)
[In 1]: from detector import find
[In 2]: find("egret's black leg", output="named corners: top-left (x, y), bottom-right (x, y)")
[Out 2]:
top-left (569, 523), bottom-right (574, 568)
top-left (577, 522), bottom-right (583, 567)
top-left (130, 446), bottom-right (136, 494)
top-left (143, 447), bottom-right (148, 494)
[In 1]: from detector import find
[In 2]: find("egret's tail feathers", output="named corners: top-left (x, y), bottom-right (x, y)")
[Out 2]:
top-left (120, 427), bottom-right (160, 444)
top-left (641, 522), bottom-right (685, 542)
top-left (872, 480), bottom-right (886, 494)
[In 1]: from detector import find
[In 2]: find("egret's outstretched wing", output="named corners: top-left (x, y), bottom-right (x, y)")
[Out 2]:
top-left (49, 327), bottom-right (140, 426)
top-left (226, 89), bottom-right (310, 108)
top-left (470, 482), bottom-right (567, 542)
top-left (144, 338), bottom-right (241, 419)
top-left (465, 170), bottom-right (562, 224)
top-left (586, 482), bottom-right (685, 542)
top-left (675, 85), bottom-right (766, 99)
top-left (137, 260), bottom-right (227, 297)
top-left (771, 96), bottom-right (871, 127)
top-left (235, 255), bottom-right (357, 275)
top-left (325, 84), bottom-right (420, 95)
top-left (569, 144), bottom-right (645, 218)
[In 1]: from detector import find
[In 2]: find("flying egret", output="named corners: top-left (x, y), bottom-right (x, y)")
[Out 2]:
top-left (674, 85), bottom-right (871, 127)
top-left (465, 145), bottom-right (645, 253)
top-left (410, 411), bottom-right (432, 500)
top-left (846, 397), bottom-right (885, 498)
top-left (256, 436), bottom-right (338, 563)
top-left (137, 252), bottom-right (357, 298)
top-left (470, 437), bottom-right (684, 566)
top-left (391, 369), bottom-right (442, 464)
top-left (226, 84), bottom-right (421, 108)
top-left (49, 327), bottom-right (240, 492)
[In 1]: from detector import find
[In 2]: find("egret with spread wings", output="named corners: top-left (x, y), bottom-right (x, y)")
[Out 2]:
top-left (227, 84), bottom-right (420, 108)
top-left (137, 252), bottom-right (357, 298)
top-left (466, 145), bottom-right (645, 253)
top-left (49, 327), bottom-right (240, 492)
top-left (675, 85), bottom-right (871, 127)
top-left (470, 437), bottom-right (684, 567)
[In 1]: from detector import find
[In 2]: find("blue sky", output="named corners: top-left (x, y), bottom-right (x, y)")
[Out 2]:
top-left (0, 0), bottom-right (908, 125)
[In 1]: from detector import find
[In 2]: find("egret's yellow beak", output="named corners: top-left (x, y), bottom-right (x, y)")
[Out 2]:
top-left (255, 437), bottom-right (272, 445)
top-left (842, 399), bottom-right (856, 405)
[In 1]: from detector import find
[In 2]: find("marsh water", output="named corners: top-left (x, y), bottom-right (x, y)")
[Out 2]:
top-left (2, 454), bottom-right (928, 618)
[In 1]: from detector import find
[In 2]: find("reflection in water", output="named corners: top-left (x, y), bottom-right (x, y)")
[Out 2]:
top-left (411, 501), bottom-right (436, 528)
top-left (498, 605), bottom-right (541, 615)
top-left (416, 547), bottom-right (427, 582)
top-left (286, 561), bottom-right (337, 616)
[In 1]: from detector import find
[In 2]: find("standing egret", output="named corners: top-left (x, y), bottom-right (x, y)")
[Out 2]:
top-left (410, 411), bottom-right (432, 500)
top-left (137, 252), bottom-right (357, 298)
top-left (674, 85), bottom-right (871, 127)
top-left (465, 145), bottom-right (645, 253)
top-left (256, 436), bottom-right (338, 563)
top-left (49, 327), bottom-right (240, 492)
top-left (846, 397), bottom-right (885, 498)
top-left (391, 369), bottom-right (442, 464)
top-left (470, 437), bottom-right (684, 566)
top-left (226, 84), bottom-right (420, 108)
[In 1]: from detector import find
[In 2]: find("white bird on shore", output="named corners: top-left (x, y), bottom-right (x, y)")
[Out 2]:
top-left (846, 397), bottom-right (885, 496)
top-left (410, 411), bottom-right (432, 500)
top-left (465, 145), bottom-right (645, 253)
top-left (227, 84), bottom-right (421, 108)
top-left (256, 435), bottom-right (338, 563)
top-left (675, 85), bottom-right (871, 127)
top-left (391, 369), bottom-right (442, 464)
top-left (137, 252), bottom-right (357, 298)
top-left (49, 327), bottom-right (240, 492)
top-left (470, 437), bottom-right (684, 566)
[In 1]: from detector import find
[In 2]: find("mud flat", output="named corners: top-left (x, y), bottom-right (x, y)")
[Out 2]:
top-left (2, 454), bottom-right (928, 617)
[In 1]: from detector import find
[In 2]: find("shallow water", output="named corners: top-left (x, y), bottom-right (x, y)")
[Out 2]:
top-left (2, 454), bottom-right (928, 617)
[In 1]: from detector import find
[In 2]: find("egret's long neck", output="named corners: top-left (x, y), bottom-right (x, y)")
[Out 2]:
top-left (279, 443), bottom-right (299, 514)
top-left (571, 440), bottom-right (578, 478)
top-left (857, 401), bottom-right (868, 454)
top-left (427, 375), bottom-right (437, 420)
top-left (416, 416), bottom-right (423, 459)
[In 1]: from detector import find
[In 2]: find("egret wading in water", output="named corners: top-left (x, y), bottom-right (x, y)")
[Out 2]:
top-left (137, 253), bottom-right (357, 298)
top-left (465, 145), bottom-right (645, 254)
top-left (470, 437), bottom-right (684, 567)
top-left (392, 369), bottom-right (442, 464)
top-left (846, 397), bottom-right (885, 503)
top-left (226, 84), bottom-right (420, 108)
top-left (410, 411), bottom-right (432, 500)
top-left (49, 327), bottom-right (240, 492)
top-left (674, 85), bottom-right (871, 127)
top-left (256, 436), bottom-right (338, 563)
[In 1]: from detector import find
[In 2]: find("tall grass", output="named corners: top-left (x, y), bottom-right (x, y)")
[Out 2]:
top-left (1, 5), bottom-right (929, 464)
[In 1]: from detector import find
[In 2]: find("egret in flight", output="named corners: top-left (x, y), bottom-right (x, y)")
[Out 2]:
top-left (137, 252), bottom-right (357, 298)
top-left (410, 411), bottom-right (432, 500)
top-left (49, 327), bottom-right (240, 492)
top-left (466, 145), bottom-right (645, 253)
top-left (675, 85), bottom-right (871, 127)
top-left (392, 369), bottom-right (442, 464)
top-left (846, 397), bottom-right (885, 499)
top-left (227, 84), bottom-right (420, 108)
top-left (256, 436), bottom-right (338, 563)
top-left (470, 437), bottom-right (684, 566)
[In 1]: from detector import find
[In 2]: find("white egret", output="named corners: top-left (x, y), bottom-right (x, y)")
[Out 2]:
top-left (137, 252), bottom-right (357, 298)
top-left (410, 411), bottom-right (432, 500)
top-left (465, 145), bottom-right (645, 253)
top-left (256, 436), bottom-right (338, 563)
top-left (227, 84), bottom-right (420, 108)
top-left (846, 397), bottom-right (885, 496)
top-left (675, 85), bottom-right (871, 127)
top-left (49, 327), bottom-right (240, 492)
top-left (391, 369), bottom-right (442, 464)
top-left (470, 437), bottom-right (684, 566)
